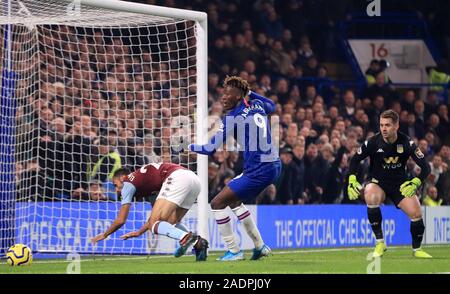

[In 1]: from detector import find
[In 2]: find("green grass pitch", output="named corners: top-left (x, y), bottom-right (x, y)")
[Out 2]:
top-left (1, 245), bottom-right (450, 274)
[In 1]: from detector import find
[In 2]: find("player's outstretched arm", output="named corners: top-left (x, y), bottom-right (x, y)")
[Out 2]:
top-left (91, 204), bottom-right (131, 243)
top-left (120, 221), bottom-right (151, 240)
top-left (188, 141), bottom-right (216, 156)
top-left (120, 227), bottom-right (147, 240)
top-left (189, 117), bottom-right (233, 155)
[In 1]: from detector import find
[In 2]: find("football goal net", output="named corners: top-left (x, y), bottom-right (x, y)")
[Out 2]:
top-left (0, 0), bottom-right (208, 256)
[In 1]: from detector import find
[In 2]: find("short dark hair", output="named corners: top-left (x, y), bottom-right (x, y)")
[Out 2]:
top-left (380, 109), bottom-right (399, 124)
top-left (112, 168), bottom-right (130, 179)
top-left (99, 137), bottom-right (109, 146)
top-left (223, 75), bottom-right (250, 98)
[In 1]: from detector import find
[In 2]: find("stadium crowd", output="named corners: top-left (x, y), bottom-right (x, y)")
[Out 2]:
top-left (14, 0), bottom-right (450, 206)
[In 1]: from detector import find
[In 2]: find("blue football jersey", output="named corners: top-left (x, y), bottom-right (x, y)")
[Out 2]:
top-left (190, 91), bottom-right (280, 176)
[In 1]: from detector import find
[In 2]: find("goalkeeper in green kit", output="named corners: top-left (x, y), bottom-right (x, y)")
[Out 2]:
top-left (347, 110), bottom-right (432, 258)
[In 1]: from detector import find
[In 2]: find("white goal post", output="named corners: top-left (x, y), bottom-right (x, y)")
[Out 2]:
top-left (0, 0), bottom-right (208, 256)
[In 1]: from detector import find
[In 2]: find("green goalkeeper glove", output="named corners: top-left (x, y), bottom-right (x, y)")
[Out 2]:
top-left (348, 175), bottom-right (362, 200)
top-left (400, 177), bottom-right (421, 198)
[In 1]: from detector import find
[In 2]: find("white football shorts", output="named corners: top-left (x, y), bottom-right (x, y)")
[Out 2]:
top-left (156, 169), bottom-right (201, 209)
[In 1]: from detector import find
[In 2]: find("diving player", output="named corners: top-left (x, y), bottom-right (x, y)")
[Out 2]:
top-left (91, 163), bottom-right (208, 261)
top-left (347, 110), bottom-right (432, 258)
top-left (189, 76), bottom-right (281, 261)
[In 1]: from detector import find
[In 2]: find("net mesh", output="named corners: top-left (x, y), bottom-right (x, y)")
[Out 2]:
top-left (0, 0), bottom-right (199, 255)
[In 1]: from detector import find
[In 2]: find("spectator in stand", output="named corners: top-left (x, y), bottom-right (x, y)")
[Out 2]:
top-left (89, 137), bottom-right (122, 184)
top-left (300, 85), bottom-right (317, 107)
top-left (259, 74), bottom-right (273, 95)
top-left (439, 145), bottom-right (450, 166)
top-left (291, 143), bottom-right (306, 204)
top-left (400, 90), bottom-right (416, 113)
top-left (260, 6), bottom-right (284, 40)
top-left (281, 29), bottom-right (296, 52)
top-left (323, 147), bottom-right (348, 204)
top-left (425, 91), bottom-right (440, 117)
top-left (304, 143), bottom-right (329, 203)
top-left (73, 181), bottom-right (109, 201)
top-left (365, 59), bottom-right (380, 84)
top-left (275, 146), bottom-right (297, 204)
top-left (400, 112), bottom-right (425, 140)
top-left (427, 113), bottom-right (447, 142)
top-left (364, 71), bottom-right (399, 106)
top-left (256, 184), bottom-right (278, 205)
top-left (414, 99), bottom-right (427, 126)
top-left (437, 104), bottom-right (450, 145)
top-left (367, 95), bottom-right (385, 132)
top-left (297, 36), bottom-right (314, 65)
top-left (302, 55), bottom-right (319, 77)
top-left (339, 89), bottom-right (357, 120)
top-left (207, 162), bottom-right (220, 202)
top-left (230, 33), bottom-right (255, 70)
top-left (274, 78), bottom-right (290, 104)
top-left (418, 138), bottom-right (433, 161)
top-left (424, 154), bottom-right (445, 199)
top-left (436, 159), bottom-right (450, 205)
top-left (422, 185), bottom-right (443, 206)
top-left (268, 40), bottom-right (293, 76)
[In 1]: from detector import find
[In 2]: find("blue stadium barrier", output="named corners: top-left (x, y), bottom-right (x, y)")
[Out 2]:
top-left (257, 205), bottom-right (411, 248)
top-left (15, 202), bottom-right (152, 255)
top-left (14, 202), bottom-right (416, 255)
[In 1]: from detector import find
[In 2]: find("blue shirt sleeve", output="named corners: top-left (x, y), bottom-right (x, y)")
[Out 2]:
top-left (248, 91), bottom-right (275, 114)
top-left (120, 182), bottom-right (136, 205)
top-left (189, 116), bottom-right (232, 155)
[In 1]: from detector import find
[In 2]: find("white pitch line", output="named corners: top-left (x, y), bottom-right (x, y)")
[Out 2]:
top-left (29, 245), bottom-right (449, 264)
top-left (31, 248), bottom-right (361, 264)
top-left (32, 255), bottom-right (171, 264)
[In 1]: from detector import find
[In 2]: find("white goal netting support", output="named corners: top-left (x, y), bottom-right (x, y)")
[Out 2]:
top-left (0, 0), bottom-right (208, 256)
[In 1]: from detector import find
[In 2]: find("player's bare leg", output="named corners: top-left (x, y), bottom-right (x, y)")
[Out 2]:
top-left (229, 200), bottom-right (271, 260)
top-left (149, 199), bottom-right (181, 225)
top-left (398, 196), bottom-right (432, 258)
top-left (210, 187), bottom-right (244, 261)
top-left (166, 206), bottom-right (189, 224)
top-left (148, 199), bottom-right (189, 240)
top-left (364, 183), bottom-right (387, 257)
top-left (169, 206), bottom-right (190, 234)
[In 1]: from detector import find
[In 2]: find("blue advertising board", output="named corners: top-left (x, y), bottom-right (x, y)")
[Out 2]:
top-left (15, 202), bottom-right (152, 254)
top-left (257, 205), bottom-right (412, 248)
top-left (15, 203), bottom-right (414, 254)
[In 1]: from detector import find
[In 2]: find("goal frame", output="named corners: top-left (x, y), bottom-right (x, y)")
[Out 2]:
top-left (69, 0), bottom-right (210, 244)
top-left (0, 0), bottom-right (209, 254)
